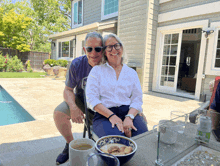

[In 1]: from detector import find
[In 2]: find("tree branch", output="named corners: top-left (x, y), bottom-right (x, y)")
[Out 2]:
top-left (59, 6), bottom-right (71, 19)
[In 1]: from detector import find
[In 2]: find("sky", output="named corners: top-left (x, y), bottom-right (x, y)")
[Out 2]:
top-left (11, 0), bottom-right (22, 3)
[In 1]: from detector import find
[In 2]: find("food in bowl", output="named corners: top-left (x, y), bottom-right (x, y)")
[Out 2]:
top-left (100, 143), bottom-right (133, 155)
top-left (96, 135), bottom-right (137, 165)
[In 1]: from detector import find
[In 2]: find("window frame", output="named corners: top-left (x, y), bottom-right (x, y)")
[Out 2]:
top-left (205, 21), bottom-right (220, 75)
top-left (101, 0), bottom-right (118, 21)
top-left (57, 36), bottom-right (76, 60)
top-left (71, 0), bottom-right (83, 29)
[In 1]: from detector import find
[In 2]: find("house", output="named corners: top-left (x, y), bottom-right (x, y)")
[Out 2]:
top-left (49, 0), bottom-right (220, 101)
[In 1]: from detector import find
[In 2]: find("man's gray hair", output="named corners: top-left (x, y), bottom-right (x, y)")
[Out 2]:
top-left (85, 32), bottom-right (103, 45)
top-left (102, 33), bottom-right (128, 64)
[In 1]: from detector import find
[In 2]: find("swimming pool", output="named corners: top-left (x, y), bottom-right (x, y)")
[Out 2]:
top-left (0, 85), bottom-right (35, 126)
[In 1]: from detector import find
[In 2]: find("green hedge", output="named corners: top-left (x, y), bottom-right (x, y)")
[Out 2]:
top-left (44, 59), bottom-right (68, 67)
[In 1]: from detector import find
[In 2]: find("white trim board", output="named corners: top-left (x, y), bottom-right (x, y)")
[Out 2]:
top-left (159, 0), bottom-right (172, 4)
top-left (158, 20), bottom-right (209, 32)
top-left (158, 1), bottom-right (220, 23)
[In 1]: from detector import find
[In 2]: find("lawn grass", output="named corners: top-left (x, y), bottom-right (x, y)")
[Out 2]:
top-left (0, 72), bottom-right (47, 78)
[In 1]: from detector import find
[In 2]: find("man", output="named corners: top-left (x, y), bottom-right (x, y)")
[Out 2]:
top-left (53, 32), bottom-right (103, 165)
top-left (53, 32), bottom-right (147, 165)
top-left (209, 81), bottom-right (220, 141)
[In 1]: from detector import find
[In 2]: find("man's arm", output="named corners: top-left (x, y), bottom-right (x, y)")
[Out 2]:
top-left (63, 86), bottom-right (84, 123)
top-left (208, 82), bottom-right (220, 129)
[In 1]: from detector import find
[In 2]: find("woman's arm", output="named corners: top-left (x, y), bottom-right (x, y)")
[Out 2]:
top-left (94, 104), bottom-right (124, 132)
top-left (129, 71), bottom-right (143, 113)
top-left (123, 70), bottom-right (145, 137)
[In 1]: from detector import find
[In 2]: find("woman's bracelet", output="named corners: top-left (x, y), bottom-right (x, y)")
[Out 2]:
top-left (108, 113), bottom-right (115, 119)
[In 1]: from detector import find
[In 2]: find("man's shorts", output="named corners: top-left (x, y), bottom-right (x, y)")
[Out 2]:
top-left (54, 96), bottom-right (94, 125)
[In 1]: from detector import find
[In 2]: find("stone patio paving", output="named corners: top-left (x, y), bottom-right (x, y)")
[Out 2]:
top-left (0, 78), bottom-right (202, 166)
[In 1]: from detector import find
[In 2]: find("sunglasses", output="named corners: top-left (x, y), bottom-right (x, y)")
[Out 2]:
top-left (85, 47), bottom-right (103, 53)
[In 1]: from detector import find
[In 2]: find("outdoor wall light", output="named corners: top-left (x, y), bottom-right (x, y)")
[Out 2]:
top-left (202, 29), bottom-right (214, 38)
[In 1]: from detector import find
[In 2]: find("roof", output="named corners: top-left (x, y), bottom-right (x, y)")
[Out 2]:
top-left (49, 20), bottom-right (117, 40)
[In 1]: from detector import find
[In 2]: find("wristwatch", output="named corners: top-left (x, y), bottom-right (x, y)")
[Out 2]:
top-left (125, 114), bottom-right (135, 120)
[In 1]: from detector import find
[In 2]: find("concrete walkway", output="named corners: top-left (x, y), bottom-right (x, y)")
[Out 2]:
top-left (0, 78), bottom-right (202, 166)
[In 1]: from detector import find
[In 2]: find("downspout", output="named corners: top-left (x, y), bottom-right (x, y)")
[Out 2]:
top-left (74, 35), bottom-right (76, 58)
top-left (71, 0), bottom-right (72, 29)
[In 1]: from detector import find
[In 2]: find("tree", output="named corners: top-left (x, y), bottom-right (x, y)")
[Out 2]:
top-left (0, 0), bottom-right (71, 53)
top-left (30, 0), bottom-right (71, 32)
top-left (0, 7), bottom-right (32, 52)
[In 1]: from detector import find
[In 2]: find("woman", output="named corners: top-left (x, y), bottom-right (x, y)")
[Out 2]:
top-left (86, 34), bottom-right (148, 138)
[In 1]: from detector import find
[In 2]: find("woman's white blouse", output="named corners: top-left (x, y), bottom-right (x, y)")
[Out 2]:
top-left (86, 63), bottom-right (143, 113)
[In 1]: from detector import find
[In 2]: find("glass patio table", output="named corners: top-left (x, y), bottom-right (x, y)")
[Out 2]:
top-left (123, 119), bottom-right (220, 165)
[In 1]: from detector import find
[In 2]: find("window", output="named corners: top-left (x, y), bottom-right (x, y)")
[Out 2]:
top-left (205, 21), bottom-right (220, 75)
top-left (58, 39), bottom-right (75, 58)
top-left (101, 0), bottom-right (118, 20)
top-left (214, 30), bottom-right (220, 67)
top-left (72, 0), bottom-right (83, 28)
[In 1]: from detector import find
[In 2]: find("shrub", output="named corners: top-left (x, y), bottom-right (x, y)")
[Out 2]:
top-left (26, 60), bottom-right (33, 72)
top-left (44, 59), bottom-right (57, 67)
top-left (56, 59), bottom-right (68, 67)
top-left (6, 55), bottom-right (24, 72)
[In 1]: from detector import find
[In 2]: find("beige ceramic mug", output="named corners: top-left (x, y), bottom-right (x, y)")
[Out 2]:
top-left (69, 138), bottom-right (95, 166)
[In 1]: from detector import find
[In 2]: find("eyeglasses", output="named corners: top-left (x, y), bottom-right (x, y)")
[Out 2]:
top-left (104, 43), bottom-right (122, 52)
top-left (85, 47), bottom-right (103, 53)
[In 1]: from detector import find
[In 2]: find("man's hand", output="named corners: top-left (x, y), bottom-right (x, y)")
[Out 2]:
top-left (70, 106), bottom-right (85, 124)
top-left (123, 117), bottom-right (137, 138)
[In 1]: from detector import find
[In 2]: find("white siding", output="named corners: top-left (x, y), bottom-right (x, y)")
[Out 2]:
top-left (158, 1), bottom-right (220, 27)
top-left (142, 0), bottom-right (159, 92)
top-left (118, 0), bottom-right (149, 68)
top-left (118, 0), bottom-right (158, 91)
top-left (159, 0), bottom-right (219, 14)
top-left (83, 0), bottom-right (102, 25)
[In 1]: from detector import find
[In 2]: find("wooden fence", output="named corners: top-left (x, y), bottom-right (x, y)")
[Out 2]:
top-left (0, 48), bottom-right (50, 70)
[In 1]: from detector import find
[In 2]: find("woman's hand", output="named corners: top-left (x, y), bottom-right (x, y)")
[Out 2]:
top-left (123, 117), bottom-right (137, 138)
top-left (109, 115), bottom-right (124, 133)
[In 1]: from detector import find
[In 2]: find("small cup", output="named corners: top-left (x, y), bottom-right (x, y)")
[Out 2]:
top-left (87, 153), bottom-right (120, 166)
top-left (170, 111), bottom-right (188, 134)
top-left (69, 138), bottom-right (95, 166)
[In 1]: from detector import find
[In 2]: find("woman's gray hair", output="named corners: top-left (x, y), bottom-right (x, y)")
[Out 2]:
top-left (102, 33), bottom-right (128, 64)
top-left (85, 32), bottom-right (103, 45)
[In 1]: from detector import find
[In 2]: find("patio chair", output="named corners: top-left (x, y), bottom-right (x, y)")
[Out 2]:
top-left (81, 77), bottom-right (99, 141)
top-left (189, 76), bottom-right (220, 124)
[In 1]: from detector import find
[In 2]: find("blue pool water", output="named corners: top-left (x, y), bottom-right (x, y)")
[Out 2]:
top-left (0, 85), bottom-right (35, 126)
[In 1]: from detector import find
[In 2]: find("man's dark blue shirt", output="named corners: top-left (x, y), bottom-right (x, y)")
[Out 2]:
top-left (210, 82), bottom-right (220, 112)
top-left (65, 55), bottom-right (92, 103)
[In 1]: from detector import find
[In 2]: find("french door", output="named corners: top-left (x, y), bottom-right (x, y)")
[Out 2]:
top-left (158, 32), bottom-right (182, 92)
